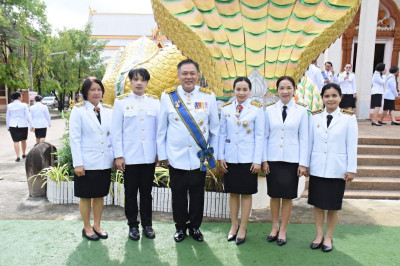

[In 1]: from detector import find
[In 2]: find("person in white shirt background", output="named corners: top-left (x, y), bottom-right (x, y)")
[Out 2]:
top-left (370, 63), bottom-right (386, 126)
top-left (379, 65), bottom-right (400, 125)
top-left (30, 95), bottom-right (51, 142)
top-left (6, 91), bottom-right (34, 162)
top-left (218, 77), bottom-right (264, 245)
top-left (307, 83), bottom-right (358, 253)
top-left (338, 63), bottom-right (357, 111)
top-left (321, 61), bottom-right (338, 84)
top-left (305, 59), bottom-right (325, 92)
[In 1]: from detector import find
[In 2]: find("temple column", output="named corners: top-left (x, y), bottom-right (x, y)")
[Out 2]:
top-left (355, 0), bottom-right (380, 119)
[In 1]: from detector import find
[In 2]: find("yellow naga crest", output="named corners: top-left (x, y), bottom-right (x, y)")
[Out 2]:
top-left (151, 0), bottom-right (361, 95)
top-left (102, 36), bottom-right (187, 104)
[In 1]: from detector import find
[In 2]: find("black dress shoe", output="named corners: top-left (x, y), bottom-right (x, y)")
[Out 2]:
top-left (15, 157), bottom-right (20, 162)
top-left (322, 239), bottom-right (333, 252)
top-left (310, 237), bottom-right (323, 250)
top-left (391, 121), bottom-right (400, 125)
top-left (378, 121), bottom-right (387, 125)
top-left (267, 231), bottom-right (279, 242)
top-left (82, 229), bottom-right (99, 241)
top-left (129, 227), bottom-right (140, 241)
top-left (189, 228), bottom-right (204, 242)
top-left (93, 227), bottom-right (108, 239)
top-left (227, 233), bottom-right (237, 242)
top-left (371, 122), bottom-right (382, 126)
top-left (22, 155), bottom-right (26, 159)
top-left (277, 234), bottom-right (287, 246)
top-left (143, 226), bottom-right (155, 239)
top-left (174, 229), bottom-right (186, 242)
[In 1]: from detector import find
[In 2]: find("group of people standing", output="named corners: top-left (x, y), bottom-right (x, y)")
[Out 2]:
top-left (69, 59), bottom-right (357, 254)
top-left (370, 63), bottom-right (400, 126)
top-left (6, 92), bottom-right (51, 162)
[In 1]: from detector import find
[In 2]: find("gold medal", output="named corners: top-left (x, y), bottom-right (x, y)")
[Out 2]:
top-left (243, 121), bottom-right (248, 127)
top-left (247, 128), bottom-right (252, 134)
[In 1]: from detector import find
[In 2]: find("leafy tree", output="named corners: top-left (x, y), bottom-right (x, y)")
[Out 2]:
top-left (0, 0), bottom-right (49, 95)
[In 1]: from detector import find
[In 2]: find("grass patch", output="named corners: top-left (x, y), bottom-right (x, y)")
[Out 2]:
top-left (0, 220), bottom-right (398, 265)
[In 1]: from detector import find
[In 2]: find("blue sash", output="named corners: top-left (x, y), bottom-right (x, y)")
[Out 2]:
top-left (168, 91), bottom-right (216, 171)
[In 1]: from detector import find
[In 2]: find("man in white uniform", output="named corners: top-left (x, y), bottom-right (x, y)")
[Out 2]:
top-left (321, 62), bottom-right (339, 84)
top-left (305, 60), bottom-right (325, 92)
top-left (112, 68), bottom-right (160, 241)
top-left (157, 59), bottom-right (219, 242)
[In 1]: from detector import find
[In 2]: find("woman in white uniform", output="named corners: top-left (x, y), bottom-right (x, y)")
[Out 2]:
top-left (218, 77), bottom-right (264, 245)
top-left (379, 66), bottom-right (400, 125)
top-left (370, 63), bottom-right (386, 126)
top-left (30, 95), bottom-right (51, 142)
top-left (308, 83), bottom-right (358, 252)
top-left (6, 91), bottom-right (33, 162)
top-left (69, 77), bottom-right (113, 241)
top-left (262, 76), bottom-right (308, 246)
top-left (338, 64), bottom-right (357, 111)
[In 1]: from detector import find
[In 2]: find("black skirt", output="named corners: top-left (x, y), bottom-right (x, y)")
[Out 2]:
top-left (340, 94), bottom-right (356, 108)
top-left (34, 128), bottom-right (47, 138)
top-left (74, 169), bottom-right (111, 198)
top-left (266, 161), bottom-right (299, 199)
top-left (370, 94), bottom-right (382, 108)
top-left (224, 163), bottom-right (258, 195)
top-left (307, 175), bottom-right (346, 210)
top-left (9, 127), bottom-right (28, 142)
top-left (383, 99), bottom-right (395, 111)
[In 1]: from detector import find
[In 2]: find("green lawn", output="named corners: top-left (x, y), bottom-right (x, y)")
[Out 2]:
top-left (0, 220), bottom-right (398, 265)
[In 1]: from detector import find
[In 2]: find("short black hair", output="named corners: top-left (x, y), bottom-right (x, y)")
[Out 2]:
top-left (177, 59), bottom-right (200, 73)
top-left (35, 95), bottom-right (42, 102)
top-left (81, 77), bottom-right (105, 101)
top-left (389, 65), bottom-right (399, 74)
top-left (276, 76), bottom-right (296, 88)
top-left (325, 61), bottom-right (333, 66)
top-left (321, 83), bottom-right (342, 97)
top-left (11, 91), bottom-right (21, 100)
top-left (375, 63), bottom-right (385, 72)
top-left (128, 68), bottom-right (150, 81)
top-left (233, 77), bottom-right (252, 90)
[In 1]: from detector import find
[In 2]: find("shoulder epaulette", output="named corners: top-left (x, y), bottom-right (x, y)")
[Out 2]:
top-left (75, 102), bottom-right (85, 107)
top-left (341, 109), bottom-right (354, 115)
top-left (117, 93), bottom-right (129, 100)
top-left (250, 101), bottom-right (262, 108)
top-left (264, 101), bottom-right (276, 107)
top-left (295, 101), bottom-right (307, 108)
top-left (311, 109), bottom-right (323, 115)
top-left (165, 87), bottom-right (177, 94)
top-left (199, 87), bottom-right (212, 94)
top-left (222, 101), bottom-right (232, 107)
top-left (146, 93), bottom-right (159, 100)
top-left (102, 103), bottom-right (113, 109)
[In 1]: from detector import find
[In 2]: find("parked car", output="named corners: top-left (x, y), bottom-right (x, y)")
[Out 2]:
top-left (42, 96), bottom-right (58, 108)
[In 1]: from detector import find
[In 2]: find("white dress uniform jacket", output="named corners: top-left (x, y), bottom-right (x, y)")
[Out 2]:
top-left (322, 70), bottom-right (339, 84)
top-left (30, 102), bottom-right (51, 128)
top-left (6, 100), bottom-right (33, 129)
top-left (305, 64), bottom-right (324, 92)
top-left (111, 92), bottom-right (159, 164)
top-left (263, 99), bottom-right (309, 167)
top-left (370, 72), bottom-right (386, 95)
top-left (217, 99), bottom-right (264, 164)
top-left (338, 72), bottom-right (357, 94)
top-left (69, 101), bottom-right (114, 170)
top-left (157, 85), bottom-right (219, 170)
top-left (384, 74), bottom-right (399, 100)
top-left (308, 107), bottom-right (358, 179)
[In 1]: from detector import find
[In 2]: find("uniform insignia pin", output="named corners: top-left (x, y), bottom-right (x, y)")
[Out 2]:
top-left (175, 100), bottom-right (181, 108)
top-left (199, 119), bottom-right (204, 126)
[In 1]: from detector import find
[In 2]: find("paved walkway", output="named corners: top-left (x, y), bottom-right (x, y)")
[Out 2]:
top-left (0, 118), bottom-right (399, 226)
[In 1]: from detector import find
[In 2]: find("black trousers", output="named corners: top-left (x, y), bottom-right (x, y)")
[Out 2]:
top-left (169, 166), bottom-right (206, 231)
top-left (124, 163), bottom-right (155, 228)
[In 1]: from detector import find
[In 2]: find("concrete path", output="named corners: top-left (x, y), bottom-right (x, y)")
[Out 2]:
top-left (0, 118), bottom-right (399, 227)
